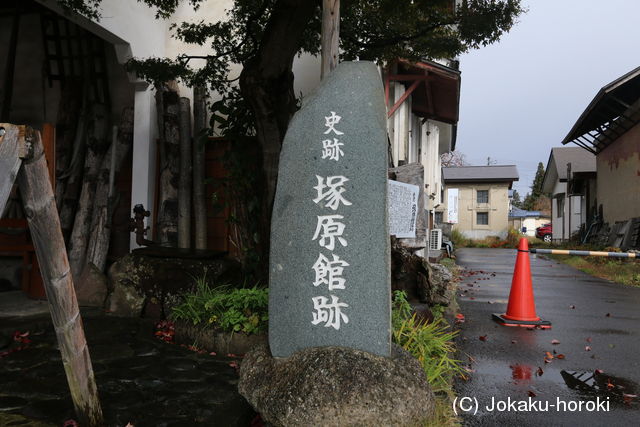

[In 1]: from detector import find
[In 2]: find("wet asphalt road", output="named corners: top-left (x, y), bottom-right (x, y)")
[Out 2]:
top-left (454, 248), bottom-right (640, 427)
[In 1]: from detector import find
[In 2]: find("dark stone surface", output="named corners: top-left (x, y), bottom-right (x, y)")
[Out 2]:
top-left (106, 252), bottom-right (242, 318)
top-left (391, 237), bottom-right (456, 307)
top-left (0, 313), bottom-right (254, 426)
top-left (269, 61), bottom-right (391, 358)
top-left (239, 343), bottom-right (435, 426)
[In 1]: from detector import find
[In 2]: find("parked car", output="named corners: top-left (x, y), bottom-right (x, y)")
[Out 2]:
top-left (536, 223), bottom-right (552, 243)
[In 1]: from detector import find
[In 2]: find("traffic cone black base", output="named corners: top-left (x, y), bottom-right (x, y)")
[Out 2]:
top-left (492, 313), bottom-right (551, 329)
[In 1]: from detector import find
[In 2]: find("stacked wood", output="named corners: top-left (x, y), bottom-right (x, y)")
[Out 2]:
top-left (192, 85), bottom-right (208, 250)
top-left (12, 125), bottom-right (104, 426)
top-left (83, 108), bottom-right (134, 274)
top-left (68, 104), bottom-right (110, 280)
top-left (156, 86), bottom-right (181, 247)
top-left (178, 97), bottom-right (192, 249)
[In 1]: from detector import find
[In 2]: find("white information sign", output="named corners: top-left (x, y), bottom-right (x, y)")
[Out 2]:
top-left (388, 179), bottom-right (419, 238)
top-left (447, 188), bottom-right (459, 224)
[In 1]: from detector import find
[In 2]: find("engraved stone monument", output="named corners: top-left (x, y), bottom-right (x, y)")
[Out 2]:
top-left (268, 61), bottom-right (391, 358)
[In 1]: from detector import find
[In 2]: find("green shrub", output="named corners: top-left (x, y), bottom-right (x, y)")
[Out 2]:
top-left (172, 276), bottom-right (268, 335)
top-left (392, 291), bottom-right (464, 392)
top-left (450, 229), bottom-right (470, 248)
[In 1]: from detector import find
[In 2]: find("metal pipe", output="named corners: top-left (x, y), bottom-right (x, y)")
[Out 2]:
top-left (529, 248), bottom-right (637, 258)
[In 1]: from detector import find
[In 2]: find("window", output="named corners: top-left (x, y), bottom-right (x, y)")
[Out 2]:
top-left (435, 211), bottom-right (443, 224)
top-left (477, 190), bottom-right (489, 204)
top-left (477, 212), bottom-right (489, 225)
top-left (557, 196), bottom-right (564, 218)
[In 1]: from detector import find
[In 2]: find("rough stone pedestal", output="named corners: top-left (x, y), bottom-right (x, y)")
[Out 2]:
top-left (238, 344), bottom-right (435, 427)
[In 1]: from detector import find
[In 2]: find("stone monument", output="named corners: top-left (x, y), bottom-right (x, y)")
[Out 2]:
top-left (268, 61), bottom-right (391, 358)
top-left (239, 62), bottom-right (435, 426)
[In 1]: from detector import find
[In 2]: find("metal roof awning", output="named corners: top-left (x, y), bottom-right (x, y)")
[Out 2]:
top-left (562, 65), bottom-right (640, 154)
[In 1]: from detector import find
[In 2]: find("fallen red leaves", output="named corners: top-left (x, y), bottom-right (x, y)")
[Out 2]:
top-left (0, 330), bottom-right (32, 358)
top-left (479, 335), bottom-right (488, 342)
top-left (154, 321), bottom-right (175, 343)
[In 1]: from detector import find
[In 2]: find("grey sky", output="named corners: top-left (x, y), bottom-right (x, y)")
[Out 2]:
top-left (456, 0), bottom-right (640, 197)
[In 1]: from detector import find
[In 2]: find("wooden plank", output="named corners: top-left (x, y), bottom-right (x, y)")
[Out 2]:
top-left (0, 124), bottom-right (23, 213)
top-left (16, 126), bottom-right (103, 426)
top-left (321, 0), bottom-right (340, 79)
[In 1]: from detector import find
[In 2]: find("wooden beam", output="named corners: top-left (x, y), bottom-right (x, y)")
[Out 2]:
top-left (16, 125), bottom-right (103, 426)
top-left (321, 0), bottom-right (340, 79)
top-left (387, 80), bottom-right (421, 118)
top-left (0, 124), bottom-right (24, 213)
top-left (387, 74), bottom-right (431, 81)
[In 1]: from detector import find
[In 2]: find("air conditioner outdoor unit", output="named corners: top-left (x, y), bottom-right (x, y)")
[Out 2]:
top-left (429, 229), bottom-right (442, 251)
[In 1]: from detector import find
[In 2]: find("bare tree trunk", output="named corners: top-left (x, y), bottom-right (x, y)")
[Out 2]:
top-left (192, 85), bottom-right (208, 250)
top-left (16, 126), bottom-right (103, 426)
top-left (178, 97), bottom-right (192, 249)
top-left (68, 104), bottom-right (109, 280)
top-left (54, 78), bottom-right (83, 210)
top-left (157, 87), bottom-right (180, 247)
top-left (239, 0), bottom-right (317, 275)
top-left (83, 108), bottom-right (133, 274)
top-left (58, 85), bottom-right (90, 240)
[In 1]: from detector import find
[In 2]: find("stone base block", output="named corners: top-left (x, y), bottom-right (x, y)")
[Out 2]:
top-left (238, 344), bottom-right (435, 426)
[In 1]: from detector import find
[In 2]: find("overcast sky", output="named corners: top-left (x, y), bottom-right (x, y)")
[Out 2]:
top-left (456, 0), bottom-right (640, 196)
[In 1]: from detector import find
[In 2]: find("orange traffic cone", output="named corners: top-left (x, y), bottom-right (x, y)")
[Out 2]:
top-left (493, 238), bottom-right (551, 329)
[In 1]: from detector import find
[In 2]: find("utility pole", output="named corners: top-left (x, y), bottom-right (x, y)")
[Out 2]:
top-left (321, 0), bottom-right (340, 79)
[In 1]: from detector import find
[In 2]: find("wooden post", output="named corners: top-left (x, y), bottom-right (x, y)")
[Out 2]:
top-left (178, 97), bottom-right (192, 249)
top-left (0, 124), bottom-right (24, 211)
top-left (13, 125), bottom-right (103, 426)
top-left (321, 0), bottom-right (340, 80)
top-left (192, 85), bottom-right (208, 250)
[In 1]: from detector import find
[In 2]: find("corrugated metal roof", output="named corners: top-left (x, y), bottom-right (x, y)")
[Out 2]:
top-left (562, 65), bottom-right (640, 153)
top-left (442, 165), bottom-right (519, 182)
top-left (550, 147), bottom-right (596, 179)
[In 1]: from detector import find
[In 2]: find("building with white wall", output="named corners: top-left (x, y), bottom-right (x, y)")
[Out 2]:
top-left (541, 147), bottom-right (596, 242)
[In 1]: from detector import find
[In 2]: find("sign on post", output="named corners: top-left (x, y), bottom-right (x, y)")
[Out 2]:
top-left (388, 179), bottom-right (419, 238)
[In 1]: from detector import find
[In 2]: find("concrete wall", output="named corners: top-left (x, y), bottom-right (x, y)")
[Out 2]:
top-left (597, 122), bottom-right (640, 224)
top-left (445, 182), bottom-right (511, 239)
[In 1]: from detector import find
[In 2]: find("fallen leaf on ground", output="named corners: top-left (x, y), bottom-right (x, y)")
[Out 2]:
top-left (479, 335), bottom-right (488, 341)
top-left (605, 313), bottom-right (611, 317)
top-left (569, 305), bottom-right (576, 309)
top-left (551, 339), bottom-right (560, 345)
top-left (536, 367), bottom-right (544, 376)
top-left (586, 337), bottom-right (592, 343)
top-left (607, 378), bottom-right (614, 390)
top-left (585, 346), bottom-right (592, 351)
top-left (511, 340), bottom-right (517, 344)
top-left (528, 390), bottom-right (537, 397)
top-left (595, 369), bottom-right (604, 374)
top-left (556, 354), bottom-right (565, 359)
